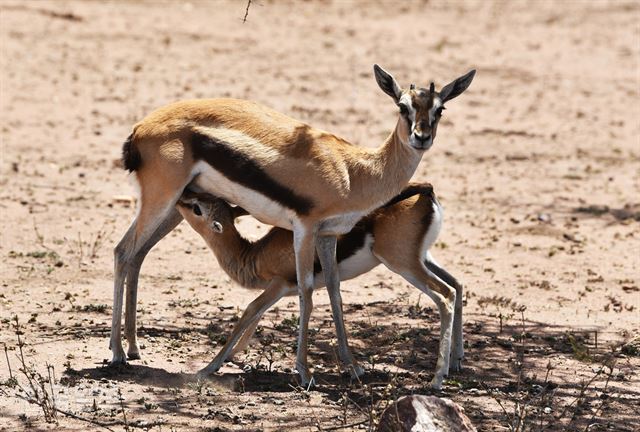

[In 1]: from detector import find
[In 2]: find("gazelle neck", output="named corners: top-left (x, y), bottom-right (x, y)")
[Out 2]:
top-left (201, 223), bottom-right (257, 285)
top-left (353, 121), bottom-right (423, 205)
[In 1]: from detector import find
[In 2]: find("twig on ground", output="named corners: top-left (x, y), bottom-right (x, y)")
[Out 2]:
top-left (4, 343), bottom-right (13, 379)
top-left (117, 387), bottom-right (130, 432)
top-left (320, 419), bottom-right (368, 431)
top-left (243, 0), bottom-right (252, 23)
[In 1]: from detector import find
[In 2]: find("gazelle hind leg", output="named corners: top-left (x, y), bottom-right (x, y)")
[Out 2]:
top-left (110, 176), bottom-right (190, 366)
top-left (316, 236), bottom-right (363, 378)
top-left (425, 252), bottom-right (464, 371)
top-left (198, 279), bottom-right (294, 377)
top-left (124, 208), bottom-right (184, 360)
top-left (396, 265), bottom-right (455, 390)
top-left (111, 223), bottom-right (137, 364)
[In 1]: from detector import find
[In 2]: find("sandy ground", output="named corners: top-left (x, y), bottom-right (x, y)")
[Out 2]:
top-left (1, 0), bottom-right (639, 431)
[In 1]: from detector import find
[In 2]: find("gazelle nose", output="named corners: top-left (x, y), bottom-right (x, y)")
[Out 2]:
top-left (414, 132), bottom-right (431, 143)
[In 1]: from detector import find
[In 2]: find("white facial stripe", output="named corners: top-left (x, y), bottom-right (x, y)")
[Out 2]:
top-left (429, 98), bottom-right (443, 125)
top-left (399, 94), bottom-right (416, 127)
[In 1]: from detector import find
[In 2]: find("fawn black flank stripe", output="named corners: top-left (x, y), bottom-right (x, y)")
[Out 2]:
top-left (313, 217), bottom-right (374, 275)
top-left (191, 131), bottom-right (314, 215)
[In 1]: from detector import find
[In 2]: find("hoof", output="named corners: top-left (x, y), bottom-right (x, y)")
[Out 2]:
top-left (450, 358), bottom-right (463, 372)
top-left (109, 347), bottom-right (128, 366)
top-left (109, 357), bottom-right (128, 367)
top-left (195, 369), bottom-right (211, 381)
top-left (347, 363), bottom-right (365, 379)
top-left (127, 351), bottom-right (141, 360)
top-left (295, 364), bottom-right (314, 389)
top-left (300, 375), bottom-right (316, 389)
top-left (429, 377), bottom-right (443, 390)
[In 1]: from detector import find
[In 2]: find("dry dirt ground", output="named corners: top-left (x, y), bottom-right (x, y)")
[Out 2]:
top-left (1, 1), bottom-right (639, 431)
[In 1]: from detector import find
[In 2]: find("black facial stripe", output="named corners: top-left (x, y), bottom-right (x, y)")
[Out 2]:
top-left (191, 131), bottom-right (314, 215)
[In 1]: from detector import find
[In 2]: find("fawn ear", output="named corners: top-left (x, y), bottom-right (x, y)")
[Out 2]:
top-left (231, 205), bottom-right (249, 219)
top-left (439, 69), bottom-right (476, 103)
top-left (177, 196), bottom-right (201, 215)
top-left (374, 64), bottom-right (402, 103)
top-left (212, 221), bottom-right (223, 233)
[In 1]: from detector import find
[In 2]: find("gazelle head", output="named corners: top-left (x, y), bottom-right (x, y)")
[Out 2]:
top-left (178, 190), bottom-right (248, 235)
top-left (373, 65), bottom-right (475, 151)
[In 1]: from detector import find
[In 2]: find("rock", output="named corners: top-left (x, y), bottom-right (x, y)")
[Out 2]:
top-left (377, 395), bottom-right (476, 432)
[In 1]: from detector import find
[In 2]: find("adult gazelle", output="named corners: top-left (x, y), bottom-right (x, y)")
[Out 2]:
top-left (111, 65), bottom-right (475, 385)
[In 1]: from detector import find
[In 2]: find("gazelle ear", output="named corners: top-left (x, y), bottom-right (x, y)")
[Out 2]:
top-left (212, 221), bottom-right (223, 233)
top-left (231, 205), bottom-right (249, 219)
top-left (374, 64), bottom-right (402, 102)
top-left (439, 70), bottom-right (476, 103)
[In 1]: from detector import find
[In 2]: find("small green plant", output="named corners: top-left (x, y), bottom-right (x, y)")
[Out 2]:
top-left (275, 314), bottom-right (299, 332)
top-left (567, 333), bottom-right (592, 362)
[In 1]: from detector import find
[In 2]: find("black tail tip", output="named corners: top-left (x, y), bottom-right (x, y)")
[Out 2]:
top-left (122, 134), bottom-right (141, 172)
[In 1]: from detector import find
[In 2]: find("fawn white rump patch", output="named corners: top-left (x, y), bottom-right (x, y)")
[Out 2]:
top-left (421, 200), bottom-right (442, 257)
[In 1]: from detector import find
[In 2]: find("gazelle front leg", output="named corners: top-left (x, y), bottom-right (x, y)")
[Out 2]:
top-left (292, 223), bottom-right (317, 387)
top-left (316, 235), bottom-right (364, 378)
top-left (451, 279), bottom-right (464, 371)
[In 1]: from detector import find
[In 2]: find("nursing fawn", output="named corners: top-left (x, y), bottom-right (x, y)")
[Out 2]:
top-left (177, 184), bottom-right (463, 389)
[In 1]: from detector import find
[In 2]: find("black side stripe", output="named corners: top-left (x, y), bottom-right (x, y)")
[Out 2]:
top-left (313, 217), bottom-right (374, 275)
top-left (191, 131), bottom-right (314, 215)
top-left (425, 259), bottom-right (460, 289)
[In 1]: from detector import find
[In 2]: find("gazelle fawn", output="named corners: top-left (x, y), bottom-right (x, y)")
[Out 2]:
top-left (177, 184), bottom-right (463, 389)
top-left (113, 65), bottom-right (474, 385)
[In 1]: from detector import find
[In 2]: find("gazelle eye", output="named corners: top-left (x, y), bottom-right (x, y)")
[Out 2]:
top-left (192, 204), bottom-right (202, 216)
top-left (398, 104), bottom-right (409, 116)
top-left (436, 106), bottom-right (445, 117)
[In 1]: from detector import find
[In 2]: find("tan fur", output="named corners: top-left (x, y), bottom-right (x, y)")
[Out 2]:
top-left (158, 139), bottom-right (186, 164)
top-left (132, 98), bottom-right (419, 221)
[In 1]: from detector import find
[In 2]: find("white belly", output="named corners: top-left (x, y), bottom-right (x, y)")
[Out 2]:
top-left (314, 234), bottom-right (380, 287)
top-left (337, 234), bottom-right (380, 280)
top-left (319, 211), bottom-right (368, 236)
top-left (193, 161), bottom-right (296, 229)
